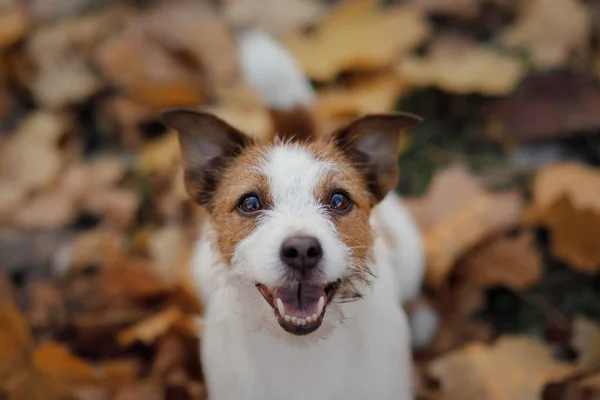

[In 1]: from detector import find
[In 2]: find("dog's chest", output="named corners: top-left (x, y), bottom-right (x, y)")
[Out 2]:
top-left (200, 293), bottom-right (413, 400)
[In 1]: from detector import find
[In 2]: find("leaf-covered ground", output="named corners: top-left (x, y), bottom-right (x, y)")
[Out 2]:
top-left (1, 0), bottom-right (600, 399)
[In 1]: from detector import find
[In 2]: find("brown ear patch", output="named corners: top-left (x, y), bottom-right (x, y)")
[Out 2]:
top-left (161, 109), bottom-right (255, 209)
top-left (208, 144), bottom-right (272, 264)
top-left (331, 113), bottom-right (423, 204)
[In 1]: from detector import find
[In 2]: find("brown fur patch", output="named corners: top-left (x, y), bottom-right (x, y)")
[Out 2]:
top-left (269, 106), bottom-right (318, 143)
top-left (209, 143), bottom-right (272, 264)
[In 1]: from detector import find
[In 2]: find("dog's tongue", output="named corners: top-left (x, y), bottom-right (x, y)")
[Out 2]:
top-left (274, 283), bottom-right (325, 318)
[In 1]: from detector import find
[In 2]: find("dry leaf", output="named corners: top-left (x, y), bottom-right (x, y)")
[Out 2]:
top-left (572, 317), bottom-right (600, 369)
top-left (459, 232), bottom-right (542, 289)
top-left (526, 162), bottom-right (600, 273)
top-left (405, 164), bottom-right (524, 286)
top-left (13, 190), bottom-right (77, 229)
top-left (26, 9), bottom-right (125, 108)
top-left (95, 19), bottom-right (203, 109)
top-left (429, 336), bottom-right (576, 400)
top-left (486, 72), bottom-right (600, 142)
top-left (316, 73), bottom-right (410, 118)
top-left (0, 7), bottom-right (28, 49)
top-left (117, 307), bottom-right (183, 347)
top-left (0, 111), bottom-right (67, 193)
top-left (500, 0), bottom-right (590, 69)
top-left (142, 0), bottom-right (238, 91)
top-left (136, 131), bottom-right (181, 175)
top-left (0, 300), bottom-right (32, 381)
top-left (283, 0), bottom-right (430, 81)
top-left (203, 101), bottom-right (273, 140)
top-left (398, 35), bottom-right (525, 96)
top-left (223, 0), bottom-right (327, 36)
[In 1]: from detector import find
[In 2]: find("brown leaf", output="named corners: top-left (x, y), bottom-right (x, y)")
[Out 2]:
top-left (223, 0), bottom-right (327, 36)
top-left (316, 73), bottom-right (411, 118)
top-left (458, 232), bottom-right (543, 289)
top-left (485, 72), bottom-right (600, 142)
top-left (12, 190), bottom-right (77, 229)
top-left (136, 131), bottom-right (181, 175)
top-left (429, 336), bottom-right (576, 400)
top-left (283, 0), bottom-right (430, 81)
top-left (117, 307), bottom-right (183, 347)
top-left (526, 162), bottom-right (600, 273)
top-left (500, 0), bottom-right (591, 69)
top-left (0, 300), bottom-right (32, 383)
top-left (572, 317), bottom-right (600, 369)
top-left (26, 282), bottom-right (66, 335)
top-left (0, 7), bottom-right (28, 49)
top-left (142, 0), bottom-right (239, 91)
top-left (26, 9), bottom-right (125, 108)
top-left (398, 35), bottom-right (525, 96)
top-left (94, 18), bottom-right (203, 109)
top-left (405, 164), bottom-right (524, 286)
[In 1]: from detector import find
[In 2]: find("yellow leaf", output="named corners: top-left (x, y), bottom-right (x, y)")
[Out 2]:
top-left (572, 317), bottom-right (600, 369)
top-left (317, 73), bottom-right (411, 118)
top-left (283, 0), bottom-right (430, 81)
top-left (398, 35), bottom-right (525, 96)
top-left (500, 0), bottom-right (590, 69)
top-left (526, 162), bottom-right (600, 273)
top-left (429, 336), bottom-right (576, 400)
top-left (0, 7), bottom-right (29, 50)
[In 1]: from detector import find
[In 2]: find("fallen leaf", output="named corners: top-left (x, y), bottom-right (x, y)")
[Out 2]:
top-left (398, 35), bottom-right (525, 96)
top-left (12, 190), bottom-right (78, 229)
top-left (0, 300), bottom-right (32, 382)
top-left (429, 336), bottom-right (576, 400)
top-left (283, 0), bottom-right (430, 81)
top-left (486, 72), bottom-right (600, 142)
top-left (458, 232), bottom-right (543, 289)
top-left (26, 9), bottom-right (125, 108)
top-left (0, 111), bottom-right (68, 193)
top-left (526, 162), bottom-right (600, 273)
top-left (223, 0), bottom-right (327, 36)
top-left (0, 6), bottom-right (28, 49)
top-left (405, 164), bottom-right (524, 286)
top-left (316, 73), bottom-right (411, 118)
top-left (117, 307), bottom-right (183, 347)
top-left (26, 282), bottom-right (66, 335)
top-left (500, 0), bottom-right (591, 69)
top-left (136, 130), bottom-right (181, 175)
top-left (572, 317), bottom-right (600, 369)
top-left (94, 18), bottom-right (203, 109)
top-left (203, 101), bottom-right (273, 140)
top-left (142, 0), bottom-right (239, 91)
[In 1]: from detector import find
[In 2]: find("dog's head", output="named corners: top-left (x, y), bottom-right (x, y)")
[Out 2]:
top-left (162, 109), bottom-right (422, 336)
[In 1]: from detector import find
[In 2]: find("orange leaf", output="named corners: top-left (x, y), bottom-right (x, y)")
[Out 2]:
top-left (117, 307), bottom-right (183, 347)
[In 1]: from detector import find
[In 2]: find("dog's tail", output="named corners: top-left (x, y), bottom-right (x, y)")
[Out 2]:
top-left (236, 29), bottom-right (319, 142)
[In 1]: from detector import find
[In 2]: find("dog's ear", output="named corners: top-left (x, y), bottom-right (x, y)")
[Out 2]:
top-left (332, 113), bottom-right (423, 204)
top-left (161, 109), bottom-right (252, 207)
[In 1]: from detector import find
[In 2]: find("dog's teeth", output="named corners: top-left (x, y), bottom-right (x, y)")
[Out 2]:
top-left (312, 313), bottom-right (318, 321)
top-left (291, 317), bottom-right (298, 324)
top-left (276, 298), bottom-right (285, 315)
top-left (284, 315), bottom-right (291, 323)
top-left (306, 316), bottom-right (313, 323)
top-left (302, 319), bottom-right (308, 326)
top-left (317, 296), bottom-right (325, 315)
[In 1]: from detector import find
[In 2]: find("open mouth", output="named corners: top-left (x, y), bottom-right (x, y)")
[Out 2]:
top-left (256, 279), bottom-right (341, 335)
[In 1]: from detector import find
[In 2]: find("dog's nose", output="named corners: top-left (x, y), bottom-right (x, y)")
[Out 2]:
top-left (280, 236), bottom-right (323, 272)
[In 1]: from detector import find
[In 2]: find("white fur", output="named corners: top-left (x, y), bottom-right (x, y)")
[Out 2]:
top-left (237, 29), bottom-right (315, 110)
top-left (192, 144), bottom-right (423, 399)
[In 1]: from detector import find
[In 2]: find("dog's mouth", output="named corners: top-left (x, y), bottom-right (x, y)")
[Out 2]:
top-left (256, 279), bottom-right (341, 335)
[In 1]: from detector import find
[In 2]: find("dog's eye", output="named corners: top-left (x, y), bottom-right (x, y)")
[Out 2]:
top-left (329, 192), bottom-right (351, 213)
top-left (238, 194), bottom-right (262, 214)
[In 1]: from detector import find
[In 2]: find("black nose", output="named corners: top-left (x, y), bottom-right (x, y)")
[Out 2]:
top-left (280, 236), bottom-right (323, 272)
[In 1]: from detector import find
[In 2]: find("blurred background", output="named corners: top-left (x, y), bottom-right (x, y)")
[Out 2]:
top-left (1, 0), bottom-right (600, 398)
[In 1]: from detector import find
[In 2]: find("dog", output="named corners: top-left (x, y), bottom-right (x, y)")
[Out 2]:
top-left (161, 29), bottom-right (429, 400)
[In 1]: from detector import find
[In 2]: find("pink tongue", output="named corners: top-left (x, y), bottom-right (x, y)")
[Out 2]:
top-left (274, 283), bottom-right (325, 318)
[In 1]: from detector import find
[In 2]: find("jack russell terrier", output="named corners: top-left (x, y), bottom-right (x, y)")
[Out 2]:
top-left (161, 29), bottom-right (433, 400)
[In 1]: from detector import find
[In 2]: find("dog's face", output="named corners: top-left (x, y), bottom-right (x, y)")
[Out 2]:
top-left (163, 110), bottom-right (421, 336)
